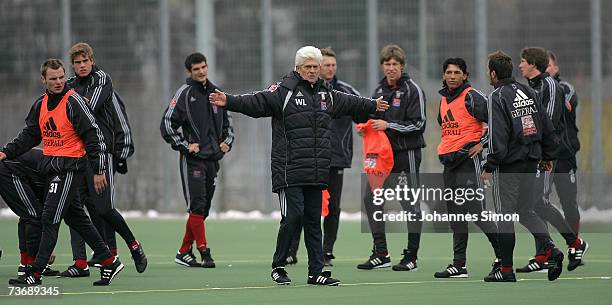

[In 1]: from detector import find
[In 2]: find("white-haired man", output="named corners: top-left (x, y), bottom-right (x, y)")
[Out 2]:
top-left (210, 46), bottom-right (388, 286)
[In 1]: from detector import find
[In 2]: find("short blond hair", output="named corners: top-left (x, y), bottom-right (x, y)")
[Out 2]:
top-left (69, 42), bottom-right (94, 63)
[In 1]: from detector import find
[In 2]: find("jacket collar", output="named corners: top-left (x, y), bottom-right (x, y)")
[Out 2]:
top-left (527, 72), bottom-right (550, 87)
top-left (494, 77), bottom-right (515, 89)
top-left (75, 65), bottom-right (100, 84)
top-left (438, 82), bottom-right (471, 102)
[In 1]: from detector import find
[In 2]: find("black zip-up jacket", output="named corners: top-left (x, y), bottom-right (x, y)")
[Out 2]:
top-left (371, 73), bottom-right (426, 151)
top-left (437, 82), bottom-right (489, 168)
top-left (66, 65), bottom-right (134, 160)
top-left (161, 78), bottom-right (234, 161)
top-left (555, 74), bottom-right (580, 156)
top-left (328, 76), bottom-right (361, 168)
top-left (527, 72), bottom-right (573, 157)
top-left (1, 87), bottom-right (107, 175)
top-left (225, 71), bottom-right (378, 192)
top-left (483, 78), bottom-right (559, 173)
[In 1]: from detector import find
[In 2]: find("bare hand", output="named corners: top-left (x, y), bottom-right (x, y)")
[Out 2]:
top-left (375, 97), bottom-right (389, 111)
top-left (468, 143), bottom-right (483, 158)
top-left (539, 160), bottom-right (553, 172)
top-left (93, 174), bottom-right (108, 194)
top-left (480, 171), bottom-right (492, 188)
top-left (0, 152), bottom-right (6, 161)
top-left (370, 119), bottom-right (388, 131)
top-left (188, 143), bottom-right (200, 154)
top-left (220, 142), bottom-right (230, 153)
top-left (209, 89), bottom-right (227, 107)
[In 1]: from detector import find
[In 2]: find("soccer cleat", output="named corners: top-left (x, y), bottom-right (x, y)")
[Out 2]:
top-left (17, 264), bottom-right (28, 276)
top-left (392, 249), bottom-right (418, 271)
top-left (434, 264), bottom-right (468, 278)
top-left (200, 248), bottom-right (216, 268)
top-left (286, 255), bottom-right (298, 265)
top-left (484, 270), bottom-right (517, 282)
top-left (271, 267), bottom-right (291, 285)
top-left (567, 239), bottom-right (588, 271)
top-left (324, 253), bottom-right (335, 267)
top-left (9, 272), bottom-right (42, 286)
top-left (175, 250), bottom-right (201, 267)
top-left (58, 264), bottom-right (90, 278)
top-left (515, 258), bottom-right (548, 273)
top-left (489, 258), bottom-right (502, 276)
top-left (547, 247), bottom-right (564, 281)
top-left (42, 265), bottom-right (60, 276)
top-left (307, 271), bottom-right (341, 286)
top-left (130, 242), bottom-right (148, 273)
top-left (93, 258), bottom-right (124, 286)
top-left (357, 250), bottom-right (391, 270)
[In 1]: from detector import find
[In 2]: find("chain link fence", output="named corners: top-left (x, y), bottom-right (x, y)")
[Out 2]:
top-left (1, 0), bottom-right (610, 213)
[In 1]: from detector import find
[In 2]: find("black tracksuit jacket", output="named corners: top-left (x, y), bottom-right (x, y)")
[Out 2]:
top-left (371, 73), bottom-right (426, 152)
top-left (225, 71), bottom-right (378, 192)
top-left (161, 78), bottom-right (234, 161)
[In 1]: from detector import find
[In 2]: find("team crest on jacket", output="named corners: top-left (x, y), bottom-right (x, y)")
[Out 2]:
top-left (392, 91), bottom-right (402, 107)
top-left (268, 84), bottom-right (278, 92)
top-left (521, 115), bottom-right (537, 136)
top-left (320, 101), bottom-right (327, 110)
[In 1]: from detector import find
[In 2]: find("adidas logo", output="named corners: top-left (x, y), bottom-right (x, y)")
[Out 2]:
top-left (190, 97), bottom-right (196, 102)
top-left (44, 117), bottom-right (57, 131)
top-left (51, 176), bottom-right (61, 182)
top-left (441, 109), bottom-right (459, 131)
top-left (296, 91), bottom-right (304, 97)
top-left (441, 109), bottom-right (455, 123)
top-left (42, 117), bottom-right (61, 138)
top-left (513, 89), bottom-right (534, 108)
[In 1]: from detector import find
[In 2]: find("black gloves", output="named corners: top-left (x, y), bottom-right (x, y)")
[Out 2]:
top-left (115, 159), bottom-right (128, 174)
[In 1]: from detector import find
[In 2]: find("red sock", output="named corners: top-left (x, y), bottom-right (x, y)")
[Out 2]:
top-left (20, 252), bottom-right (29, 265)
top-left (535, 248), bottom-right (552, 264)
top-left (501, 266), bottom-right (513, 273)
top-left (179, 218), bottom-right (194, 253)
top-left (110, 248), bottom-right (118, 257)
top-left (75, 259), bottom-right (88, 269)
top-left (27, 254), bottom-right (36, 265)
top-left (129, 240), bottom-right (140, 252)
top-left (101, 256), bottom-right (116, 267)
top-left (188, 213), bottom-right (207, 250)
top-left (569, 238), bottom-right (581, 249)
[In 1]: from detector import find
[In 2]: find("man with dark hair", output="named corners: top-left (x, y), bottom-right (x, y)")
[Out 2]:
top-left (516, 47), bottom-right (587, 273)
top-left (162, 52), bottom-right (234, 268)
top-left (434, 58), bottom-right (501, 278)
top-left (481, 50), bottom-right (563, 282)
top-left (546, 51), bottom-right (582, 235)
top-left (286, 47), bottom-right (362, 267)
top-left (1, 58), bottom-right (124, 286)
top-left (209, 45), bottom-right (388, 286)
top-left (358, 44), bottom-right (425, 272)
top-left (62, 42), bottom-right (146, 278)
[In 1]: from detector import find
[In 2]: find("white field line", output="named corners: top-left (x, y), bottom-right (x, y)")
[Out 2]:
top-left (0, 276), bottom-right (608, 297)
